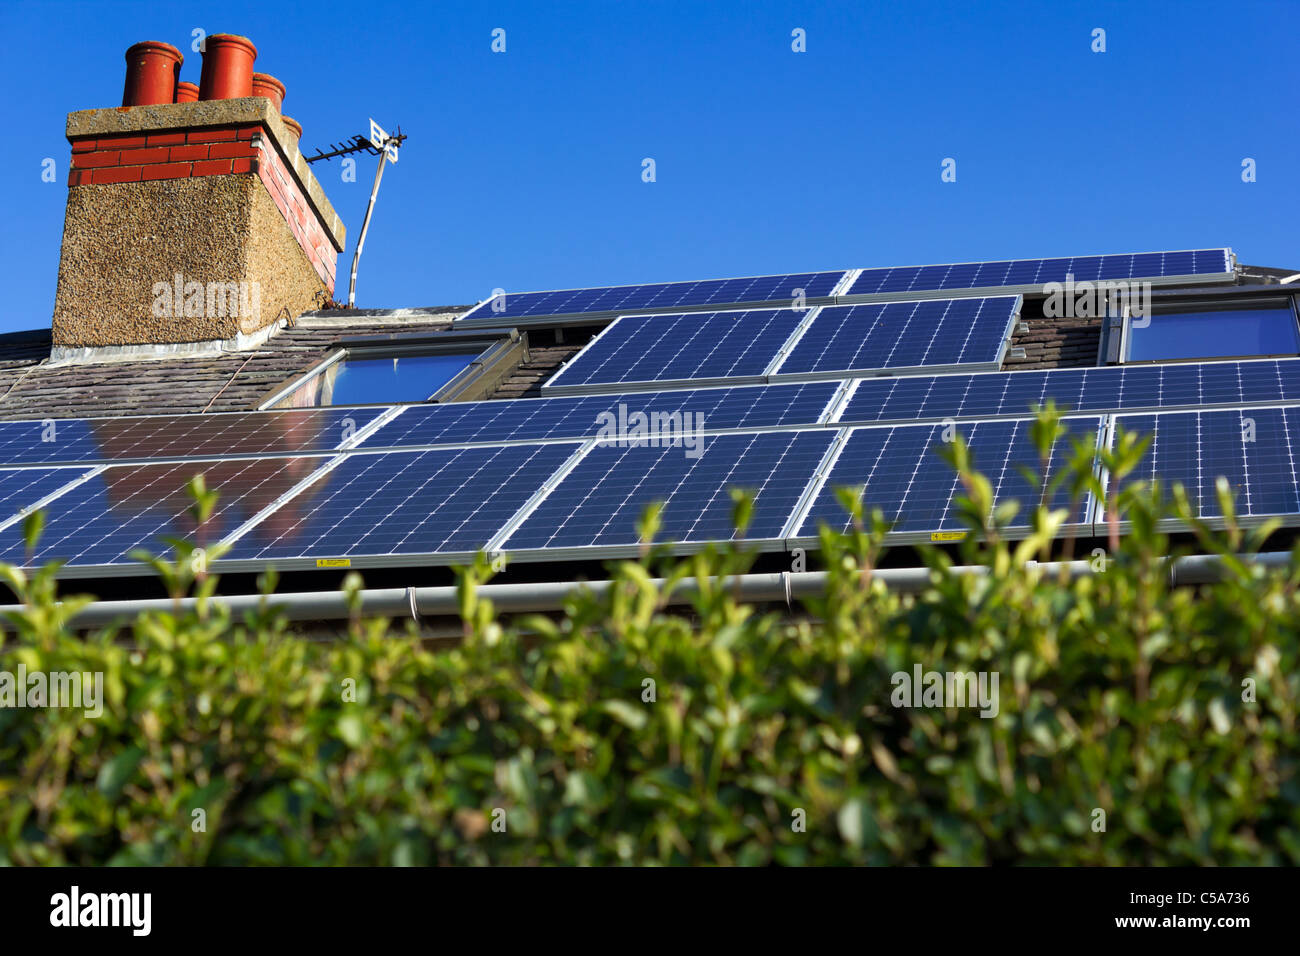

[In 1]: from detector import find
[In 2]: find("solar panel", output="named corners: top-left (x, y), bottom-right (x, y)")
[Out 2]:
top-left (793, 417), bottom-right (1102, 542)
top-left (1107, 406), bottom-right (1300, 524)
top-left (500, 430), bottom-right (837, 555)
top-left (773, 297), bottom-right (1019, 379)
top-left (456, 270), bottom-right (848, 326)
top-left (0, 466), bottom-right (94, 530)
top-left (222, 443), bottom-right (580, 566)
top-left (358, 381), bottom-right (841, 448)
top-left (0, 457), bottom-right (330, 570)
top-left (542, 308), bottom-right (805, 392)
top-left (840, 358), bottom-right (1300, 426)
top-left (842, 249), bottom-right (1234, 303)
top-left (0, 407), bottom-right (386, 468)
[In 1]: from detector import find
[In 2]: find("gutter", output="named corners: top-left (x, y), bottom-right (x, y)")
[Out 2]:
top-left (0, 551), bottom-right (1290, 631)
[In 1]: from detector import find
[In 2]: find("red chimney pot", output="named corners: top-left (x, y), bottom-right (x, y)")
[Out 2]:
top-left (281, 115), bottom-right (303, 145)
top-left (198, 34), bottom-right (258, 101)
top-left (251, 72), bottom-right (286, 112)
top-left (122, 41), bottom-right (183, 107)
top-left (174, 81), bottom-right (200, 103)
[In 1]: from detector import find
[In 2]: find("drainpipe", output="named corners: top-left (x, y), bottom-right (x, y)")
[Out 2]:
top-left (0, 552), bottom-right (1290, 631)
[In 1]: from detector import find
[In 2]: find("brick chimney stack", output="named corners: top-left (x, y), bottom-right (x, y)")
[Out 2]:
top-left (52, 35), bottom-right (346, 359)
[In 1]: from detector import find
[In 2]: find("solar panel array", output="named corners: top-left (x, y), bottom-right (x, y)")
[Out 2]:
top-left (543, 295), bottom-right (1020, 394)
top-left (0, 245), bottom-right (1281, 576)
top-left (456, 249), bottom-right (1233, 326)
top-left (362, 381), bottom-right (840, 448)
top-left (844, 249), bottom-right (1233, 301)
top-left (457, 270), bottom-right (847, 326)
top-left (841, 358), bottom-right (1300, 425)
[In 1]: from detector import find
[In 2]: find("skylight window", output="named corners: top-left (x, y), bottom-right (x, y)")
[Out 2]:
top-left (262, 330), bottom-right (524, 409)
top-left (1123, 296), bottom-right (1300, 363)
top-left (311, 353), bottom-right (474, 406)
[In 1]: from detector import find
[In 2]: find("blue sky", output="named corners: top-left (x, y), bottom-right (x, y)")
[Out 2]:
top-left (2, 0), bottom-right (1296, 332)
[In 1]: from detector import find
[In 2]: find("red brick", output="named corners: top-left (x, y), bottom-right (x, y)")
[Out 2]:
top-left (67, 169), bottom-right (87, 186)
top-left (70, 139), bottom-right (97, 153)
top-left (169, 144), bottom-right (209, 162)
top-left (95, 134), bottom-right (149, 149)
top-left (208, 141), bottom-right (258, 160)
top-left (72, 150), bottom-right (119, 169)
top-left (187, 128), bottom-right (239, 144)
top-left (191, 158), bottom-right (233, 176)
top-left (236, 126), bottom-right (261, 140)
top-left (91, 166), bottom-right (143, 184)
top-left (146, 131), bottom-right (187, 146)
top-left (231, 157), bottom-right (255, 174)
top-left (118, 147), bottom-right (170, 165)
top-left (140, 162), bottom-right (192, 181)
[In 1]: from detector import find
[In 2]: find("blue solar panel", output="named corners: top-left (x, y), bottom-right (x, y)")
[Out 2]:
top-left (0, 407), bottom-right (386, 468)
top-left (223, 443), bottom-right (580, 563)
top-left (840, 358), bottom-right (1300, 426)
top-left (543, 309), bottom-right (804, 390)
top-left (0, 457), bottom-right (323, 568)
top-left (359, 381), bottom-right (841, 448)
top-left (846, 249), bottom-right (1232, 299)
top-left (1110, 407), bottom-right (1300, 522)
top-left (796, 417), bottom-right (1102, 539)
top-left (775, 297), bottom-right (1018, 377)
top-left (501, 431), bottom-right (836, 552)
top-left (457, 271), bottom-right (847, 324)
top-left (0, 466), bottom-right (92, 528)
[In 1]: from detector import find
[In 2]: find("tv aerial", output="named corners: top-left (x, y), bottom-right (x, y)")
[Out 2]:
top-left (305, 119), bottom-right (406, 308)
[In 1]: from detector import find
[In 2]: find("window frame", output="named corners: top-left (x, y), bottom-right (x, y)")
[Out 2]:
top-left (258, 328), bottom-right (523, 410)
top-left (1115, 290), bottom-right (1300, 366)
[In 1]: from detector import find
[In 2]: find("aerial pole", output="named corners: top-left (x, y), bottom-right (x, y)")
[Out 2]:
top-left (304, 119), bottom-right (406, 308)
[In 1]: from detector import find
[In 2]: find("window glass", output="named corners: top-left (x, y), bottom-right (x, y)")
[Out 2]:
top-left (1127, 301), bottom-right (1300, 362)
top-left (284, 352), bottom-right (475, 407)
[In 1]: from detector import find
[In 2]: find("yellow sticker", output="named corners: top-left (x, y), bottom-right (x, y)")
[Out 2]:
top-left (316, 558), bottom-right (351, 568)
top-left (930, 532), bottom-right (967, 542)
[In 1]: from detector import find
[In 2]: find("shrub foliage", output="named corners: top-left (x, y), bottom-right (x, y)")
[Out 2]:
top-left (0, 410), bottom-right (1297, 864)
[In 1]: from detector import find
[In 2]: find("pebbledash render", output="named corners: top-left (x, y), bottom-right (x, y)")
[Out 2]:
top-left (53, 97), bottom-right (344, 356)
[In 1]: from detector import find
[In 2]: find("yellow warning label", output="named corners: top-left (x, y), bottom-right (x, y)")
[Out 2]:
top-left (930, 532), bottom-right (968, 542)
top-left (316, 558), bottom-right (351, 568)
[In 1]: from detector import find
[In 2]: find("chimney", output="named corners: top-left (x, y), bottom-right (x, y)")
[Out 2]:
top-left (52, 35), bottom-right (346, 358)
